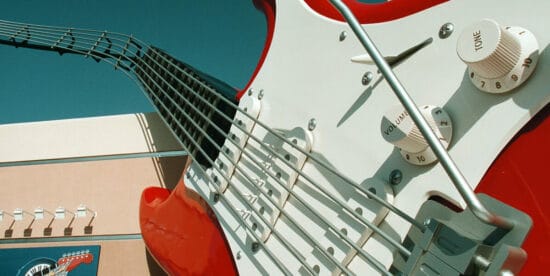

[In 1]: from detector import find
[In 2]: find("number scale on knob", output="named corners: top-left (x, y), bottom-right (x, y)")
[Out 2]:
top-left (457, 19), bottom-right (539, 93)
top-left (381, 105), bottom-right (453, 165)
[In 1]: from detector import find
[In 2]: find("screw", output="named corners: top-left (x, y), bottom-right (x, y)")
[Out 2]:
top-left (213, 193), bottom-right (220, 203)
top-left (257, 89), bottom-right (264, 100)
top-left (389, 169), bottom-right (403, 185)
top-left (236, 251), bottom-right (242, 260)
top-left (339, 31), bottom-right (347, 41)
top-left (424, 219), bottom-right (432, 227)
top-left (439, 23), bottom-right (454, 39)
top-left (308, 118), bottom-right (317, 131)
top-left (251, 242), bottom-right (260, 252)
top-left (247, 88), bottom-right (254, 96)
top-left (362, 71), bottom-right (374, 86)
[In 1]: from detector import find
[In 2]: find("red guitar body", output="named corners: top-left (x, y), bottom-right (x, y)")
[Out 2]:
top-left (140, 178), bottom-right (238, 275)
top-left (138, 0), bottom-right (548, 274)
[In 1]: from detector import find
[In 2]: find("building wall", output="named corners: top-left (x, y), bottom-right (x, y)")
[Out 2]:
top-left (0, 113), bottom-right (187, 274)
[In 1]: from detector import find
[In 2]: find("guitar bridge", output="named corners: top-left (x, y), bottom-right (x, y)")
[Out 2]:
top-left (392, 194), bottom-right (532, 275)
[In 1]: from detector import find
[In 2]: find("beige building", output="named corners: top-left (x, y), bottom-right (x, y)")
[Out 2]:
top-left (0, 112), bottom-right (186, 275)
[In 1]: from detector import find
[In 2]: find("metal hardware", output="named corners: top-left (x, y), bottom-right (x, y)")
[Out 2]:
top-left (257, 89), bottom-right (264, 100)
top-left (362, 71), bottom-right (374, 85)
top-left (308, 118), bottom-right (317, 131)
top-left (329, 0), bottom-right (515, 230)
top-left (439, 22), bottom-right (454, 39)
top-left (251, 242), bottom-right (260, 252)
top-left (389, 169), bottom-right (403, 185)
top-left (339, 31), bottom-right (347, 41)
top-left (394, 195), bottom-right (531, 275)
top-left (212, 192), bottom-right (220, 203)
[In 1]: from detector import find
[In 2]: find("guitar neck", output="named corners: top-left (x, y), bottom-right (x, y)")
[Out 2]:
top-left (0, 19), bottom-right (238, 166)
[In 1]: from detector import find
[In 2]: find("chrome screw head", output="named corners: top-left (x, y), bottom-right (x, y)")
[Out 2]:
top-left (339, 31), bottom-right (347, 41)
top-left (308, 118), bottom-right (317, 131)
top-left (362, 71), bottom-right (374, 86)
top-left (212, 193), bottom-right (220, 203)
top-left (389, 169), bottom-right (403, 185)
top-left (257, 89), bottom-right (264, 100)
top-left (439, 23), bottom-right (454, 39)
top-left (251, 242), bottom-right (260, 252)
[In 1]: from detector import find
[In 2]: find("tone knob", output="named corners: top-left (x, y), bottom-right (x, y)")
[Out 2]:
top-left (457, 19), bottom-right (539, 93)
top-left (381, 105), bottom-right (453, 165)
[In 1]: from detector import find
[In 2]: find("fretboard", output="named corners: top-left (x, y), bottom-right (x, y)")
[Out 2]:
top-left (136, 47), bottom-right (237, 166)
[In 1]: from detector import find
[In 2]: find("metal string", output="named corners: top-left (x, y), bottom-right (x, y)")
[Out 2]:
top-left (0, 19), bottom-right (425, 232)
top-left (0, 22), bottom-right (299, 274)
top-left (0, 19), bottom-right (414, 252)
top-left (0, 23), bottom-right (333, 274)
top-left (0, 20), bottom-right (420, 272)
top-left (0, 21), bottom-right (408, 270)
top-left (131, 54), bottom-right (388, 273)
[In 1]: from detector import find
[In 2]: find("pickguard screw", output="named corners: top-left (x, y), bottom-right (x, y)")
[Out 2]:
top-left (362, 71), bottom-right (374, 86)
top-left (389, 169), bottom-right (403, 185)
top-left (248, 88), bottom-right (254, 96)
top-left (439, 23), bottom-right (454, 39)
top-left (258, 89), bottom-right (264, 100)
top-left (213, 193), bottom-right (220, 203)
top-left (308, 118), bottom-right (317, 131)
top-left (251, 242), bottom-right (260, 252)
top-left (339, 31), bottom-right (347, 41)
top-left (236, 251), bottom-right (242, 260)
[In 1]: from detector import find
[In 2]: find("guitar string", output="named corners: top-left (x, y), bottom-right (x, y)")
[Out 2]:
top-left (0, 19), bottom-right (425, 233)
top-left (0, 24), bottom-right (391, 273)
top-left (133, 72), bottom-right (364, 275)
top-left (0, 21), bottom-right (415, 257)
top-left (0, 22), bottom-right (414, 266)
top-left (0, 27), bottom-right (297, 275)
top-left (0, 27), bottom-right (339, 275)
top-left (130, 57), bottom-right (390, 273)
top-left (0, 22), bottom-right (418, 270)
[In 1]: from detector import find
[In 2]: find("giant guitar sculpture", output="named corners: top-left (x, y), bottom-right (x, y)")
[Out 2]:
top-left (1, 0), bottom-right (550, 274)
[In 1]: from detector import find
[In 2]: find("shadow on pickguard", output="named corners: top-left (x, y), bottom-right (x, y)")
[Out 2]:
top-left (337, 76), bottom-right (383, 127)
top-left (374, 44), bottom-right (550, 198)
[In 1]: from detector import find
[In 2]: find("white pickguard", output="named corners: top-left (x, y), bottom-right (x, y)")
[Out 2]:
top-left (187, 0), bottom-right (550, 274)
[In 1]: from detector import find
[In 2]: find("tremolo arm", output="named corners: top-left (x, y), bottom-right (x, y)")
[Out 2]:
top-left (329, 0), bottom-right (532, 275)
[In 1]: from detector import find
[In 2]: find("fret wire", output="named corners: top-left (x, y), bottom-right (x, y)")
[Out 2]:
top-left (0, 29), bottom-right (143, 91)
top-left (0, 23), bottom-right (413, 258)
top-left (52, 28), bottom-right (69, 48)
top-left (116, 35), bottom-right (133, 70)
top-left (0, 25), bottom-right (138, 71)
top-left (0, 22), bottom-right (120, 52)
top-left (0, 19), bottom-right (410, 227)
top-left (134, 73), bottom-right (315, 275)
top-left (135, 62), bottom-right (392, 273)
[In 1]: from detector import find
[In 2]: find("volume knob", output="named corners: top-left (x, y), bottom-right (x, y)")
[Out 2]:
top-left (381, 105), bottom-right (453, 165)
top-left (457, 19), bottom-right (539, 93)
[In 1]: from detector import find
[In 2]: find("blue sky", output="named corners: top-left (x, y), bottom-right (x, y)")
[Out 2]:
top-left (0, 1), bottom-right (267, 123)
